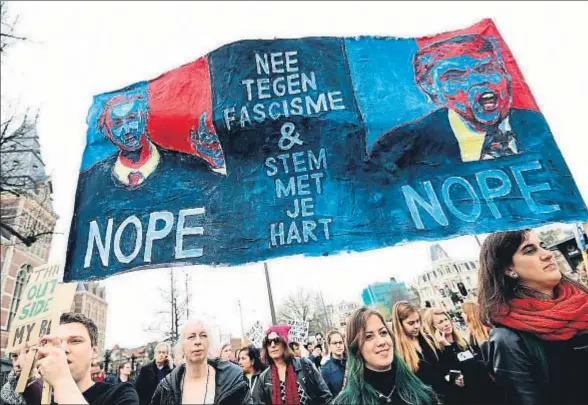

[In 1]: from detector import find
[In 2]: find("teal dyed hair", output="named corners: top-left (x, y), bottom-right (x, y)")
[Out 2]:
top-left (333, 307), bottom-right (436, 405)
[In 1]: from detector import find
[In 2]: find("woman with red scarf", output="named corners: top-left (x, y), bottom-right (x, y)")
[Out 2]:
top-left (478, 229), bottom-right (588, 405)
top-left (251, 325), bottom-right (333, 405)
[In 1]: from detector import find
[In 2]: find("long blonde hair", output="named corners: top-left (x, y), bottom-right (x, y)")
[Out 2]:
top-left (461, 302), bottom-right (490, 346)
top-left (391, 301), bottom-right (438, 373)
top-left (422, 308), bottom-right (468, 351)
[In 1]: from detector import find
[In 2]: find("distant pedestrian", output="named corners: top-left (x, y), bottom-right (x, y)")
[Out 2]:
top-left (135, 342), bottom-right (173, 405)
top-left (219, 343), bottom-right (233, 362)
top-left (288, 341), bottom-right (302, 357)
top-left (238, 345), bottom-right (267, 399)
top-left (461, 302), bottom-right (490, 359)
top-left (308, 345), bottom-right (323, 370)
top-left (115, 362), bottom-right (134, 384)
top-left (320, 330), bottom-right (346, 396)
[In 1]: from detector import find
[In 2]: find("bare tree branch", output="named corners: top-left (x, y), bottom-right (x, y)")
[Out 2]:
top-left (0, 1), bottom-right (26, 55)
top-left (142, 268), bottom-right (190, 345)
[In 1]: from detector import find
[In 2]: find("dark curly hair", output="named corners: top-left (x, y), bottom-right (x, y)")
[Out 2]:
top-left (238, 345), bottom-right (267, 373)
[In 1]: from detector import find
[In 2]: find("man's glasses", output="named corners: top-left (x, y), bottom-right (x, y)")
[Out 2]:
top-left (266, 337), bottom-right (284, 346)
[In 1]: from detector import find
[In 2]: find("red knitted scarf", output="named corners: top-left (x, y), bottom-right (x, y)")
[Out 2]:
top-left (494, 282), bottom-right (588, 340)
top-left (271, 363), bottom-right (300, 405)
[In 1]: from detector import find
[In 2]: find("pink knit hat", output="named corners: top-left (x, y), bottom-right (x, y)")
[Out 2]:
top-left (265, 324), bottom-right (292, 343)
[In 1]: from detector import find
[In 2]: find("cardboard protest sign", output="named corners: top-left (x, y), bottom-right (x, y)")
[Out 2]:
top-left (286, 319), bottom-right (309, 343)
top-left (245, 321), bottom-right (265, 348)
top-left (65, 19), bottom-right (588, 282)
top-left (7, 264), bottom-right (77, 351)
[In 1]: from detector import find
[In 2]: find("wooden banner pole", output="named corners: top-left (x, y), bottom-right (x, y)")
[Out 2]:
top-left (15, 348), bottom-right (37, 393)
top-left (41, 381), bottom-right (52, 405)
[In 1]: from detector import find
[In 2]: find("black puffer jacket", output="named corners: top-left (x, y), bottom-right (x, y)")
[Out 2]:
top-left (251, 357), bottom-right (333, 404)
top-left (150, 358), bottom-right (248, 405)
top-left (489, 326), bottom-right (588, 405)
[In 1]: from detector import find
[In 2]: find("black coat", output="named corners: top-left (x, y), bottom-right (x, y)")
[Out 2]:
top-left (488, 326), bottom-right (588, 405)
top-left (320, 357), bottom-right (346, 397)
top-left (435, 341), bottom-right (493, 405)
top-left (135, 361), bottom-right (172, 405)
top-left (244, 370), bottom-right (264, 405)
top-left (150, 359), bottom-right (248, 405)
top-left (251, 357), bottom-right (333, 405)
top-left (414, 334), bottom-right (445, 398)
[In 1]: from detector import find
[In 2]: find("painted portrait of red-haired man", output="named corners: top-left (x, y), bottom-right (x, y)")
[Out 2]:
top-left (96, 93), bottom-right (225, 188)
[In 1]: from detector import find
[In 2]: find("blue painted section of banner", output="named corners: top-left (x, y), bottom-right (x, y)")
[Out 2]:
top-left (345, 37), bottom-right (435, 150)
top-left (64, 19), bottom-right (588, 281)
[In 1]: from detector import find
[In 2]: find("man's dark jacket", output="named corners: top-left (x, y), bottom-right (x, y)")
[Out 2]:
top-left (135, 361), bottom-right (172, 405)
top-left (150, 358), bottom-right (248, 405)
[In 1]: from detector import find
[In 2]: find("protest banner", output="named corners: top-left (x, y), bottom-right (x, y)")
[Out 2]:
top-left (286, 319), bottom-right (309, 343)
top-left (245, 321), bottom-right (265, 348)
top-left (7, 264), bottom-right (77, 351)
top-left (64, 19), bottom-right (588, 282)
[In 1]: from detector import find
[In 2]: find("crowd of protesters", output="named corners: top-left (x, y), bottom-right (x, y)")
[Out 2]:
top-left (2, 229), bottom-right (587, 404)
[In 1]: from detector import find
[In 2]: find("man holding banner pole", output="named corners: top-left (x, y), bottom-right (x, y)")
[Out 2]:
top-left (34, 313), bottom-right (138, 405)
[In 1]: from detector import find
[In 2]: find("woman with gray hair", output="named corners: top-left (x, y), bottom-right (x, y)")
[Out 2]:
top-left (151, 319), bottom-right (248, 404)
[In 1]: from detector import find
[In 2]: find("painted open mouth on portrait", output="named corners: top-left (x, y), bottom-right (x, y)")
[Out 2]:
top-left (478, 91), bottom-right (498, 112)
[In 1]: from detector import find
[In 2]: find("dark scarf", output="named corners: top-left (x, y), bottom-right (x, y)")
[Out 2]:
top-left (271, 362), bottom-right (300, 405)
top-left (494, 282), bottom-right (588, 340)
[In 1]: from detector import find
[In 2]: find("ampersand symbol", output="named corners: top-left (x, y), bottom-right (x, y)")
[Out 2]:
top-left (278, 122), bottom-right (304, 151)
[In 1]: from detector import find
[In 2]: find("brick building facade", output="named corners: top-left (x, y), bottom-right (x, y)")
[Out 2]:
top-left (71, 283), bottom-right (108, 354)
top-left (0, 133), bottom-right (57, 357)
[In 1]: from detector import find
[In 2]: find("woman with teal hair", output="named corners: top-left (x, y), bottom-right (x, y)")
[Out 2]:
top-left (334, 307), bottom-right (437, 405)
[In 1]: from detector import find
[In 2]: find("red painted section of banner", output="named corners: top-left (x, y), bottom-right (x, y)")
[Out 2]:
top-left (416, 19), bottom-right (539, 112)
top-left (147, 56), bottom-right (214, 154)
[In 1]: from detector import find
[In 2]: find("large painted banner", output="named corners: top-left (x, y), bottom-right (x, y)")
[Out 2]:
top-left (65, 19), bottom-right (588, 281)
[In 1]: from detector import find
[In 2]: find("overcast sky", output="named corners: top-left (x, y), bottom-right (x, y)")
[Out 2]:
top-left (2, 1), bottom-right (587, 349)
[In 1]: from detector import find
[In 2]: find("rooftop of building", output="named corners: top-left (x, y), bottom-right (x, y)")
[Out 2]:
top-left (429, 244), bottom-right (450, 262)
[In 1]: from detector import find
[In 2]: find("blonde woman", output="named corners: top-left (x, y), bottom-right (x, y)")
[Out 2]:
top-left (391, 302), bottom-right (444, 396)
top-left (461, 302), bottom-right (490, 359)
top-left (422, 308), bottom-right (491, 405)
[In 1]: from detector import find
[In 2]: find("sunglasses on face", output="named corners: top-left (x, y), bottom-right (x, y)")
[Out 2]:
top-left (266, 337), bottom-right (284, 346)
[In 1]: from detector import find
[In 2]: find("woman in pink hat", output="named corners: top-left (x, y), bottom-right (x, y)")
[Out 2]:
top-left (251, 325), bottom-right (333, 404)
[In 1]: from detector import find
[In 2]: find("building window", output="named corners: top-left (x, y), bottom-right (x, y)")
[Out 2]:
top-left (7, 265), bottom-right (32, 328)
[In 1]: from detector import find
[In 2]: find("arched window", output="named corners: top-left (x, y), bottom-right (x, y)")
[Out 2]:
top-left (8, 264), bottom-right (32, 328)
